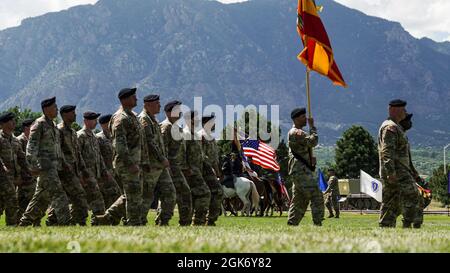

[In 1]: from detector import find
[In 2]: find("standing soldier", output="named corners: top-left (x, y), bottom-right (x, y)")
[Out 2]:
top-left (16, 118), bottom-right (37, 222)
top-left (183, 111), bottom-right (211, 226)
top-left (324, 169), bottom-right (340, 218)
top-left (287, 107), bottom-right (324, 226)
top-left (138, 94), bottom-right (176, 226)
top-left (200, 115), bottom-right (223, 226)
top-left (96, 114), bottom-right (122, 208)
top-left (160, 100), bottom-right (193, 226)
top-left (378, 99), bottom-right (419, 228)
top-left (0, 112), bottom-right (21, 226)
top-left (19, 97), bottom-right (71, 227)
top-left (77, 112), bottom-right (108, 219)
top-left (100, 88), bottom-right (144, 226)
top-left (46, 105), bottom-right (89, 226)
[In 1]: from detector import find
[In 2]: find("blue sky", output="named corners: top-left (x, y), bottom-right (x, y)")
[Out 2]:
top-left (0, 0), bottom-right (449, 42)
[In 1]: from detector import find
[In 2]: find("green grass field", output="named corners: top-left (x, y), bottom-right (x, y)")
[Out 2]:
top-left (1, 211), bottom-right (449, 253)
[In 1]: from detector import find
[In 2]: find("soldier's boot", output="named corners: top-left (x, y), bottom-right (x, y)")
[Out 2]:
top-left (207, 220), bottom-right (216, 226)
top-left (335, 213), bottom-right (340, 219)
top-left (413, 223), bottom-right (421, 229)
top-left (313, 222), bottom-right (322, 227)
top-left (327, 214), bottom-right (334, 218)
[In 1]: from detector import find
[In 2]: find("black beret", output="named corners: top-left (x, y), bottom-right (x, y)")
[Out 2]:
top-left (83, 111), bottom-right (101, 120)
top-left (41, 97), bottom-right (56, 108)
top-left (164, 100), bottom-right (182, 112)
top-left (202, 114), bottom-right (215, 123)
top-left (22, 118), bottom-right (35, 128)
top-left (60, 105), bottom-right (76, 114)
top-left (0, 112), bottom-right (15, 123)
top-left (291, 108), bottom-right (306, 119)
top-left (98, 114), bottom-right (113, 125)
top-left (143, 94), bottom-right (160, 102)
top-left (389, 99), bottom-right (407, 107)
top-left (118, 88), bottom-right (137, 100)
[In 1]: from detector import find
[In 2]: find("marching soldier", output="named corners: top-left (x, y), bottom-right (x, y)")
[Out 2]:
top-left (77, 112), bottom-right (109, 219)
top-left (98, 88), bottom-right (144, 226)
top-left (183, 111), bottom-right (211, 226)
top-left (324, 169), bottom-right (340, 219)
top-left (0, 112), bottom-right (21, 226)
top-left (46, 105), bottom-right (89, 226)
top-left (200, 115), bottom-right (223, 226)
top-left (96, 114), bottom-right (122, 208)
top-left (20, 97), bottom-right (72, 226)
top-left (16, 118), bottom-right (37, 222)
top-left (160, 101), bottom-right (193, 226)
top-left (378, 99), bottom-right (419, 228)
top-left (287, 107), bottom-right (324, 226)
top-left (139, 94), bottom-right (176, 226)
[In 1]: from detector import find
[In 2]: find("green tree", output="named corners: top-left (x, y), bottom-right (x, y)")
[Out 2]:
top-left (335, 125), bottom-right (378, 178)
top-left (429, 165), bottom-right (450, 206)
top-left (0, 106), bottom-right (41, 136)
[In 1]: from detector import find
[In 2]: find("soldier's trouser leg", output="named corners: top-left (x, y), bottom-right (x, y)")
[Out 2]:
top-left (325, 196), bottom-right (334, 216)
top-left (141, 169), bottom-right (162, 225)
top-left (16, 181), bottom-right (37, 222)
top-left (414, 192), bottom-right (424, 228)
top-left (0, 176), bottom-right (19, 226)
top-left (187, 174), bottom-right (211, 226)
top-left (98, 175), bottom-right (122, 209)
top-left (399, 179), bottom-right (419, 228)
top-left (171, 168), bottom-right (192, 226)
top-left (117, 167), bottom-right (143, 226)
top-left (379, 183), bottom-right (401, 227)
top-left (154, 169), bottom-right (176, 225)
top-left (48, 171), bottom-right (89, 226)
top-left (205, 176), bottom-right (223, 225)
top-left (21, 168), bottom-right (71, 226)
top-left (310, 187), bottom-right (324, 225)
top-left (82, 176), bottom-right (106, 217)
top-left (332, 194), bottom-right (340, 217)
top-left (287, 173), bottom-right (311, 226)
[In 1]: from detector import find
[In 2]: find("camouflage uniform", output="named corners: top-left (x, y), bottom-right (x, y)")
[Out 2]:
top-left (378, 118), bottom-right (419, 228)
top-left (287, 125), bottom-right (324, 226)
top-left (200, 129), bottom-right (223, 226)
top-left (46, 123), bottom-right (90, 226)
top-left (183, 129), bottom-right (211, 226)
top-left (0, 131), bottom-right (22, 226)
top-left (104, 107), bottom-right (144, 226)
top-left (324, 175), bottom-right (340, 218)
top-left (96, 130), bottom-right (122, 208)
top-left (160, 119), bottom-right (192, 226)
top-left (20, 115), bottom-right (71, 226)
top-left (77, 127), bottom-right (106, 216)
top-left (15, 133), bottom-right (37, 222)
top-left (139, 110), bottom-right (176, 226)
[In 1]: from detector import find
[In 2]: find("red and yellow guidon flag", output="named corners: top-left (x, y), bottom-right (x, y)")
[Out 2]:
top-left (297, 0), bottom-right (347, 87)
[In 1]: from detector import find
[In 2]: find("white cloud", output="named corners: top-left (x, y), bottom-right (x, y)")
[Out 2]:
top-left (334, 0), bottom-right (450, 42)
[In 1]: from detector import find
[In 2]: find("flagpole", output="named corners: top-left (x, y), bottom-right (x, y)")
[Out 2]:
top-left (306, 69), bottom-right (312, 118)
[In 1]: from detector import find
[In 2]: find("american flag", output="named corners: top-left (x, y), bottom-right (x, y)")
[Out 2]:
top-left (240, 139), bottom-right (280, 172)
top-left (277, 173), bottom-right (290, 203)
